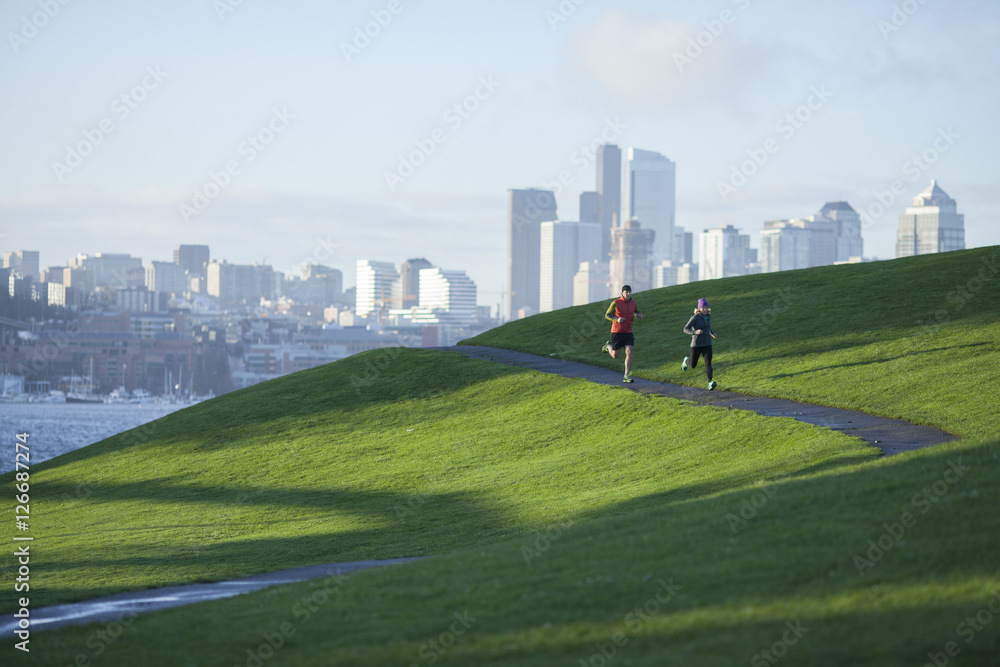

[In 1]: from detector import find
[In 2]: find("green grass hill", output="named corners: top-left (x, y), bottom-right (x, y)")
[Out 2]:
top-left (3, 247), bottom-right (999, 665)
top-left (465, 245), bottom-right (1000, 439)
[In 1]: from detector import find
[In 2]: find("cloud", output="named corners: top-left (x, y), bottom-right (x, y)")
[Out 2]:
top-left (561, 7), bottom-right (776, 112)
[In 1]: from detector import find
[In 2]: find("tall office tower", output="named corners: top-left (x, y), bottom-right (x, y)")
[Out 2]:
top-left (540, 221), bottom-right (602, 312)
top-left (596, 144), bottom-right (622, 259)
top-left (507, 188), bottom-right (558, 320)
top-left (355, 260), bottom-right (399, 319)
top-left (699, 225), bottom-right (753, 280)
top-left (573, 260), bottom-right (611, 306)
top-left (609, 219), bottom-right (656, 294)
top-left (413, 268), bottom-right (477, 326)
top-left (146, 261), bottom-right (189, 295)
top-left (579, 191), bottom-right (600, 224)
top-left (68, 253), bottom-right (144, 288)
top-left (812, 201), bottom-right (863, 262)
top-left (399, 258), bottom-right (433, 308)
top-left (173, 245), bottom-right (210, 279)
top-left (625, 148), bottom-right (676, 264)
top-left (2, 250), bottom-right (40, 282)
top-left (674, 229), bottom-right (694, 264)
top-left (896, 181), bottom-right (965, 258)
top-left (761, 201), bottom-right (864, 273)
top-left (760, 221), bottom-right (812, 273)
top-left (207, 260), bottom-right (274, 305)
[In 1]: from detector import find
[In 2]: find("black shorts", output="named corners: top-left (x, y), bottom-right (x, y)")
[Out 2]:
top-left (610, 332), bottom-right (634, 350)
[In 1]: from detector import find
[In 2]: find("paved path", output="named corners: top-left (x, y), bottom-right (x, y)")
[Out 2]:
top-left (453, 345), bottom-right (957, 456)
top-left (2, 558), bottom-right (418, 634)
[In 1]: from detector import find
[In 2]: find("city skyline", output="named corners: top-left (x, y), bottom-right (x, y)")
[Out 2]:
top-left (2, 1), bottom-right (999, 308)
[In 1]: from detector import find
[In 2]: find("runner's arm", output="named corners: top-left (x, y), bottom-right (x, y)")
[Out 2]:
top-left (605, 302), bottom-right (618, 322)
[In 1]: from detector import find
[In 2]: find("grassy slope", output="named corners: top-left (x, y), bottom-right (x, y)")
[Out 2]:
top-left (19, 438), bottom-right (1000, 666)
top-left (4, 249), bottom-right (999, 665)
top-left (464, 246), bottom-right (1000, 439)
top-left (1, 350), bottom-right (872, 613)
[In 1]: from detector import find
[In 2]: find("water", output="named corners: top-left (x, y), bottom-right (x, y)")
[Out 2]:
top-left (1, 402), bottom-right (192, 473)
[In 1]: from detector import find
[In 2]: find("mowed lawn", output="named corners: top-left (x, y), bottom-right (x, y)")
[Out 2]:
top-left (0, 349), bottom-right (873, 614)
top-left (465, 246), bottom-right (1000, 439)
top-left (4, 248), bottom-right (999, 665)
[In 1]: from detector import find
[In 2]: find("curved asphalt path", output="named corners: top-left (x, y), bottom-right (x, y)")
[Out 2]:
top-left (14, 345), bottom-right (956, 635)
top-left (452, 345), bottom-right (957, 457)
top-left (1, 558), bottom-right (418, 635)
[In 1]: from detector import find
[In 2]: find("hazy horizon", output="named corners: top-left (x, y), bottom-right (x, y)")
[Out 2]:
top-left (2, 0), bottom-right (998, 307)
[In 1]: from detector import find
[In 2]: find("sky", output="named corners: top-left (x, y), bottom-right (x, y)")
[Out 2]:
top-left (1, 0), bottom-right (998, 309)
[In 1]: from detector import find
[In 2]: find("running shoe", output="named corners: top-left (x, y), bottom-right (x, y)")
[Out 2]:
top-left (601, 341), bottom-right (610, 354)
top-left (708, 380), bottom-right (717, 390)
top-left (682, 356), bottom-right (689, 371)
top-left (623, 374), bottom-right (634, 383)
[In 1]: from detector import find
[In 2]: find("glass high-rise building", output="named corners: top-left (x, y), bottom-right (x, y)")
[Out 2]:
top-left (625, 148), bottom-right (676, 265)
top-left (539, 220), bottom-right (601, 312)
top-left (896, 181), bottom-right (965, 258)
top-left (596, 144), bottom-right (622, 260)
top-left (507, 188), bottom-right (558, 320)
top-left (700, 225), bottom-right (754, 280)
top-left (413, 268), bottom-right (477, 326)
top-left (355, 260), bottom-right (399, 319)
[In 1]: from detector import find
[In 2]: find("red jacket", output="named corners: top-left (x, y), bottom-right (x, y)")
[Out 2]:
top-left (606, 297), bottom-right (640, 333)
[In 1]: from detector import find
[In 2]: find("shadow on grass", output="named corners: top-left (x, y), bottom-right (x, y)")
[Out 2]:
top-left (764, 342), bottom-right (991, 379)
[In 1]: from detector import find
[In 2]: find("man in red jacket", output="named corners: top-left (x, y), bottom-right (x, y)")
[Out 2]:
top-left (601, 285), bottom-right (643, 383)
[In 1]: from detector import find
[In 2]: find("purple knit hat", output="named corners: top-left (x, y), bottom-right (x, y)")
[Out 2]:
top-left (697, 298), bottom-right (709, 310)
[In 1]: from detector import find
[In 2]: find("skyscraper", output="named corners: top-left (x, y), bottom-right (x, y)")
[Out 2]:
top-left (412, 268), bottom-right (477, 326)
top-left (539, 221), bottom-right (602, 312)
top-left (610, 219), bottom-right (655, 294)
top-left (399, 258), bottom-right (433, 308)
top-left (625, 148), bottom-right (676, 264)
top-left (813, 201), bottom-right (863, 262)
top-left (700, 225), bottom-right (754, 280)
top-left (579, 191), bottom-right (600, 224)
top-left (355, 260), bottom-right (399, 319)
top-left (896, 181), bottom-right (965, 258)
top-left (761, 201), bottom-right (863, 273)
top-left (173, 245), bottom-right (210, 279)
top-left (596, 144), bottom-right (622, 259)
top-left (2, 250), bottom-right (40, 282)
top-left (507, 188), bottom-right (558, 320)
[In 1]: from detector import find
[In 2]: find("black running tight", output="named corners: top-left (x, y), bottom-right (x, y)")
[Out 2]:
top-left (689, 346), bottom-right (713, 381)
